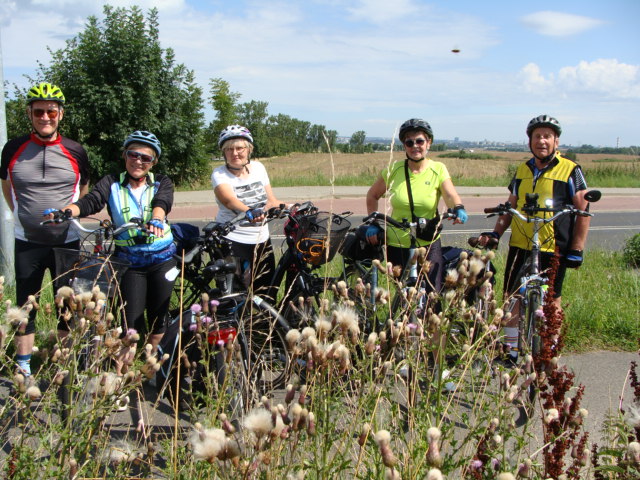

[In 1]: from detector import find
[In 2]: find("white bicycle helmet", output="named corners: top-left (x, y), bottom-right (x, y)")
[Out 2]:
top-left (218, 125), bottom-right (254, 148)
top-left (526, 115), bottom-right (562, 138)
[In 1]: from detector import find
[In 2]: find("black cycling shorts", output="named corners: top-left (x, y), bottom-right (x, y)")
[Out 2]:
top-left (504, 246), bottom-right (567, 298)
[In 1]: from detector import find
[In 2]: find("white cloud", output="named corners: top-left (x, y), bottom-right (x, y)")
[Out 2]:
top-left (520, 11), bottom-right (603, 37)
top-left (518, 59), bottom-right (640, 100)
top-left (519, 63), bottom-right (554, 93)
top-left (559, 59), bottom-right (640, 99)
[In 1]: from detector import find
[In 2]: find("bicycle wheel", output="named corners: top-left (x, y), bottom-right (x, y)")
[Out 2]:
top-left (209, 333), bottom-right (254, 420)
top-left (170, 274), bottom-right (200, 317)
top-left (520, 288), bottom-right (542, 406)
top-left (521, 289), bottom-right (542, 358)
top-left (243, 300), bottom-right (291, 392)
top-left (344, 259), bottom-right (391, 336)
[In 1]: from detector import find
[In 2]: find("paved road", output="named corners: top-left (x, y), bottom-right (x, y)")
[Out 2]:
top-left (169, 186), bottom-right (640, 221)
top-left (165, 186), bottom-right (640, 251)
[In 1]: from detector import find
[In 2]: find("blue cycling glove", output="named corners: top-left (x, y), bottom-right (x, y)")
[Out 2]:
top-left (43, 208), bottom-right (59, 216)
top-left (245, 208), bottom-right (263, 221)
top-left (453, 204), bottom-right (468, 223)
top-left (365, 224), bottom-right (382, 243)
top-left (147, 219), bottom-right (165, 230)
top-left (564, 249), bottom-right (583, 269)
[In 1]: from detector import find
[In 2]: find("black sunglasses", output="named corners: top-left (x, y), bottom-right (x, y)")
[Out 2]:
top-left (404, 138), bottom-right (428, 148)
top-left (126, 150), bottom-right (155, 164)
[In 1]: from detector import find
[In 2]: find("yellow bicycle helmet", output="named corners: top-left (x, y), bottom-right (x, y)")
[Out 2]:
top-left (27, 82), bottom-right (65, 105)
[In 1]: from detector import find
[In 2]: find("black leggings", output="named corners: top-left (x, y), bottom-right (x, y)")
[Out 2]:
top-left (14, 239), bottom-right (80, 334)
top-left (119, 257), bottom-right (177, 338)
top-left (386, 239), bottom-right (444, 295)
top-left (228, 238), bottom-right (277, 303)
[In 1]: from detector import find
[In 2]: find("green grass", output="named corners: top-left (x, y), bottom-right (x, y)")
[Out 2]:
top-left (174, 154), bottom-right (640, 190)
top-left (487, 249), bottom-right (639, 352)
top-left (561, 250), bottom-right (639, 351)
top-left (270, 172), bottom-right (379, 187)
top-left (592, 157), bottom-right (640, 163)
top-left (437, 151), bottom-right (503, 160)
top-left (583, 163), bottom-right (640, 188)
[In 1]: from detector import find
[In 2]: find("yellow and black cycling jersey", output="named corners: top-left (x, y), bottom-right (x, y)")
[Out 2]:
top-left (508, 152), bottom-right (587, 253)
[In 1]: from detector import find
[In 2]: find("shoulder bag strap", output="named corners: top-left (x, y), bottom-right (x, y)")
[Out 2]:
top-left (404, 160), bottom-right (417, 222)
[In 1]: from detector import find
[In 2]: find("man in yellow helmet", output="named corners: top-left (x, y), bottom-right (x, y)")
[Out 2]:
top-left (0, 82), bottom-right (90, 376)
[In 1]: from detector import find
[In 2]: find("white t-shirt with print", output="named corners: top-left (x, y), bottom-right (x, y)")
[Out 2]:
top-left (211, 161), bottom-right (270, 244)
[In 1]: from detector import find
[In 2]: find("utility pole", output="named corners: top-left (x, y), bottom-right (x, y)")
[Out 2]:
top-left (0, 28), bottom-right (15, 284)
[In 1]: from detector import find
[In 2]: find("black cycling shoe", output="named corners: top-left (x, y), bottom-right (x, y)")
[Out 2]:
top-left (496, 352), bottom-right (519, 368)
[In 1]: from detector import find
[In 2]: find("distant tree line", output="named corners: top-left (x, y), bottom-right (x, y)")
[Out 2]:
top-left (565, 145), bottom-right (639, 156)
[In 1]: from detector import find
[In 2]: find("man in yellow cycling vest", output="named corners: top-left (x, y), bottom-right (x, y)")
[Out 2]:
top-left (479, 115), bottom-right (591, 362)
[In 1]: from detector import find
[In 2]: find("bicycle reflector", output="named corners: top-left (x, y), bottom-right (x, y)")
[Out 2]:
top-left (296, 237), bottom-right (326, 265)
top-left (207, 326), bottom-right (237, 346)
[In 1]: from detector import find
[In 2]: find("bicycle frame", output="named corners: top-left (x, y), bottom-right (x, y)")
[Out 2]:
top-left (268, 203), bottom-right (350, 326)
top-left (347, 210), bottom-right (456, 324)
top-left (484, 193), bottom-right (596, 359)
top-left (492, 198), bottom-right (588, 299)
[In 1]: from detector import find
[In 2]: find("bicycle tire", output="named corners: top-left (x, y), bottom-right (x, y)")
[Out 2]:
top-left (243, 301), bottom-right (291, 391)
top-left (169, 274), bottom-right (200, 318)
top-left (209, 333), bottom-right (254, 419)
top-left (521, 288), bottom-right (542, 406)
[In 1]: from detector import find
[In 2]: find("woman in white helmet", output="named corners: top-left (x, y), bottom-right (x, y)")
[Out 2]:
top-left (211, 125), bottom-right (283, 301)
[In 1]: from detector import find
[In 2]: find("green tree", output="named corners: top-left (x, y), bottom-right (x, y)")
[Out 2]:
top-left (207, 78), bottom-right (241, 153)
top-left (306, 125), bottom-right (337, 153)
top-left (323, 129), bottom-right (338, 153)
top-left (39, 5), bottom-right (207, 185)
top-left (237, 100), bottom-right (269, 156)
top-left (3, 83), bottom-right (30, 139)
top-left (350, 130), bottom-right (366, 153)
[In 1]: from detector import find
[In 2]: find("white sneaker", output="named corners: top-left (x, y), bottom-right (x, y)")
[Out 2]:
top-left (440, 370), bottom-right (456, 392)
top-left (114, 395), bottom-right (129, 412)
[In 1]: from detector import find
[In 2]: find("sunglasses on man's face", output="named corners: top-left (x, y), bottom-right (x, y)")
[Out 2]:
top-left (126, 150), bottom-right (155, 164)
top-left (31, 108), bottom-right (59, 119)
top-left (404, 138), bottom-right (428, 148)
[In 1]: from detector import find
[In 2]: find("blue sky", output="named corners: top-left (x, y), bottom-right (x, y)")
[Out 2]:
top-left (1, 0), bottom-right (639, 147)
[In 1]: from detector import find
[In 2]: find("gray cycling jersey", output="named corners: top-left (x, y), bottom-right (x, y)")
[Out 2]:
top-left (1, 133), bottom-right (89, 244)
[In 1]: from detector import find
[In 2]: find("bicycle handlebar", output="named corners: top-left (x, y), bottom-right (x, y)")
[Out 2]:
top-left (483, 202), bottom-right (593, 223)
top-left (362, 208), bottom-right (459, 230)
top-left (362, 211), bottom-right (408, 230)
top-left (41, 210), bottom-right (148, 237)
